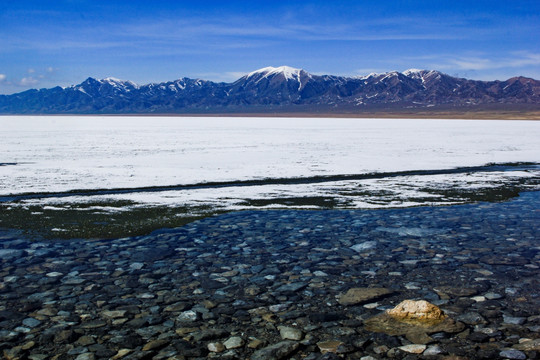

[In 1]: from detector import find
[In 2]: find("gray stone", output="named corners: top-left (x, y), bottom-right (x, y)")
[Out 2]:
top-left (208, 342), bottom-right (225, 353)
top-left (251, 341), bottom-right (299, 360)
top-left (223, 336), bottom-right (244, 349)
top-left (337, 287), bottom-right (392, 306)
top-left (456, 312), bottom-right (487, 325)
top-left (500, 349), bottom-right (527, 360)
top-left (423, 345), bottom-right (443, 356)
top-left (513, 339), bottom-right (540, 351)
top-left (102, 310), bottom-right (127, 319)
top-left (22, 318), bottom-right (41, 328)
top-left (0, 249), bottom-right (24, 260)
top-left (75, 353), bottom-right (95, 360)
top-left (350, 241), bottom-right (377, 252)
top-left (484, 292), bottom-right (503, 300)
top-left (503, 315), bottom-right (526, 325)
top-left (177, 310), bottom-right (198, 322)
top-left (275, 282), bottom-right (307, 293)
top-left (399, 344), bottom-right (426, 354)
top-left (129, 262), bottom-right (144, 270)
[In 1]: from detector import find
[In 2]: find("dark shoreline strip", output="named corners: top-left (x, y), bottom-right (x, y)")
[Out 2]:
top-left (1, 162), bottom-right (538, 203)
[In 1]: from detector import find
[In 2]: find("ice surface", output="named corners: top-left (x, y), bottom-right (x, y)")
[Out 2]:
top-left (0, 116), bottom-right (539, 212)
top-left (1, 116), bottom-right (539, 196)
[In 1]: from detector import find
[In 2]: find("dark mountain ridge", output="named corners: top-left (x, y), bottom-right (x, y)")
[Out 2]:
top-left (1, 66), bottom-right (539, 114)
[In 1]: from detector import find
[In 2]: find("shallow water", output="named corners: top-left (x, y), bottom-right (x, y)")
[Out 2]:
top-left (0, 191), bottom-right (538, 358)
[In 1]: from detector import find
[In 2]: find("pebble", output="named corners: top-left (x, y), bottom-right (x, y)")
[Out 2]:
top-left (111, 349), bottom-right (132, 360)
top-left (223, 336), bottom-right (245, 349)
top-left (399, 344), bottom-right (427, 354)
top-left (423, 345), bottom-right (443, 356)
top-left (317, 340), bottom-right (344, 354)
top-left (337, 287), bottom-right (392, 306)
top-left (75, 354), bottom-right (95, 360)
top-left (208, 342), bottom-right (225, 352)
top-left (485, 292), bottom-right (503, 300)
top-left (500, 349), bottom-right (527, 360)
top-left (278, 326), bottom-right (303, 341)
top-left (503, 315), bottom-right (526, 325)
top-left (177, 310), bottom-right (198, 322)
top-left (251, 341), bottom-right (299, 360)
top-left (22, 318), bottom-right (41, 328)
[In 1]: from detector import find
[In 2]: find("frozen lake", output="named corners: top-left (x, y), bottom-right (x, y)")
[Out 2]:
top-left (0, 116), bottom-right (539, 231)
top-left (1, 116), bottom-right (539, 194)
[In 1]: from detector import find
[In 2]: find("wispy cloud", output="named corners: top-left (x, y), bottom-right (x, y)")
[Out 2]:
top-left (0, 74), bottom-right (6, 82)
top-left (441, 52), bottom-right (540, 71)
top-left (192, 71), bottom-right (249, 83)
top-left (20, 77), bottom-right (39, 86)
top-left (403, 51), bottom-right (540, 73)
top-left (0, 12), bottom-right (473, 56)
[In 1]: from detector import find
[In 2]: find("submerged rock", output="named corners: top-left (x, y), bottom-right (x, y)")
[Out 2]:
top-left (387, 300), bottom-right (446, 324)
top-left (278, 326), bottom-right (303, 341)
top-left (251, 341), bottom-right (299, 360)
top-left (399, 344), bottom-right (427, 354)
top-left (317, 340), bottom-right (345, 354)
top-left (364, 299), bottom-right (465, 344)
top-left (337, 287), bottom-right (392, 306)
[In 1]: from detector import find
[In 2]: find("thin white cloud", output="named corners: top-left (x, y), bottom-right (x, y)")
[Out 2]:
top-left (406, 52), bottom-right (540, 73)
top-left (192, 71), bottom-right (249, 83)
top-left (450, 52), bottom-right (540, 71)
top-left (20, 77), bottom-right (39, 87)
top-left (0, 74), bottom-right (6, 82)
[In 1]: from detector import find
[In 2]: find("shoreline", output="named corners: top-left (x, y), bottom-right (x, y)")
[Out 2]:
top-left (0, 112), bottom-right (540, 121)
top-left (2, 110), bottom-right (540, 120)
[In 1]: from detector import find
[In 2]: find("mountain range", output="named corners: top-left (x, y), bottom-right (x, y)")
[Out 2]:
top-left (1, 66), bottom-right (539, 114)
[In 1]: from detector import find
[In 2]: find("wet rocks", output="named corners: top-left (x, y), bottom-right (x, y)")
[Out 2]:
top-left (0, 191), bottom-right (539, 359)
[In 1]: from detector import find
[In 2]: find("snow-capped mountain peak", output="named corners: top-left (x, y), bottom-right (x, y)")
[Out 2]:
top-left (247, 66), bottom-right (308, 81)
top-left (403, 69), bottom-right (425, 76)
top-left (102, 77), bottom-right (139, 89)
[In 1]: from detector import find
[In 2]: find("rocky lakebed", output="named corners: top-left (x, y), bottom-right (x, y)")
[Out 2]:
top-left (1, 191), bottom-right (539, 360)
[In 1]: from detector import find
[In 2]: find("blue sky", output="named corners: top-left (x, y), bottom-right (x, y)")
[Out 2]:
top-left (1, 0), bottom-right (539, 94)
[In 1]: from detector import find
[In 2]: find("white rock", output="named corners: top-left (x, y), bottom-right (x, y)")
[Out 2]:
top-left (399, 344), bottom-right (426, 354)
top-left (350, 241), bottom-right (377, 252)
top-left (278, 326), bottom-right (303, 341)
top-left (208, 342), bottom-right (225, 352)
top-left (223, 336), bottom-right (244, 349)
top-left (177, 310), bottom-right (198, 322)
top-left (129, 262), bottom-right (144, 270)
top-left (471, 296), bottom-right (486, 302)
top-left (424, 345), bottom-right (443, 356)
top-left (46, 272), bottom-right (63, 277)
